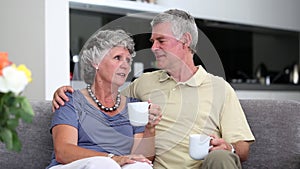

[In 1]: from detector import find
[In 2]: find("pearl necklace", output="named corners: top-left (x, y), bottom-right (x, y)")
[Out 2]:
top-left (86, 84), bottom-right (121, 112)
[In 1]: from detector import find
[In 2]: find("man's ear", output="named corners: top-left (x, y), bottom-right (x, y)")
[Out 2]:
top-left (92, 63), bottom-right (99, 70)
top-left (181, 32), bottom-right (192, 47)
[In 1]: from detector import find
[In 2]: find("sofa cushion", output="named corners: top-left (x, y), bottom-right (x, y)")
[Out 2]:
top-left (0, 101), bottom-right (53, 169)
top-left (241, 99), bottom-right (300, 169)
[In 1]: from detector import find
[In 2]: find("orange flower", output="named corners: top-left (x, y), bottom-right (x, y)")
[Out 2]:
top-left (0, 52), bottom-right (12, 75)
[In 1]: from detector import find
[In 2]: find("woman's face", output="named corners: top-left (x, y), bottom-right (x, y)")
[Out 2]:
top-left (96, 46), bottom-right (132, 87)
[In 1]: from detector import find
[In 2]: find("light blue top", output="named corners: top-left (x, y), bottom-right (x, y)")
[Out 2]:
top-left (46, 90), bottom-right (145, 168)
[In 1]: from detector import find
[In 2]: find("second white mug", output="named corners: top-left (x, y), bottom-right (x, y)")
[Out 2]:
top-left (189, 134), bottom-right (213, 160)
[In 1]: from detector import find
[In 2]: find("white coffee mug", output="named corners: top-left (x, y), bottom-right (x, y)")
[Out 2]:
top-left (189, 134), bottom-right (213, 160)
top-left (128, 102), bottom-right (149, 126)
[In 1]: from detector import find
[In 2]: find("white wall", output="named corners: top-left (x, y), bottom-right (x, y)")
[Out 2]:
top-left (0, 0), bottom-right (69, 100)
top-left (45, 0), bottom-right (70, 100)
top-left (0, 0), bottom-right (45, 99)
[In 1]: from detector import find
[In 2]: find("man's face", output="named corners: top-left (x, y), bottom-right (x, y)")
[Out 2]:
top-left (150, 22), bottom-right (185, 70)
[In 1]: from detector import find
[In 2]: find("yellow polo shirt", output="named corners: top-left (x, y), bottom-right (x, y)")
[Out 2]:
top-left (122, 66), bottom-right (255, 169)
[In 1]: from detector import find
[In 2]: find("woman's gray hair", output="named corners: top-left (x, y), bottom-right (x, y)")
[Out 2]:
top-left (79, 29), bottom-right (135, 85)
top-left (150, 9), bottom-right (198, 53)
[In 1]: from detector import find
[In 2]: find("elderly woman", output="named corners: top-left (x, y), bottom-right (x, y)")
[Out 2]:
top-left (46, 29), bottom-right (162, 169)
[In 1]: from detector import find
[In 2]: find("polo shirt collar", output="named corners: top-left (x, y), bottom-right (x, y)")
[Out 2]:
top-left (158, 65), bottom-right (208, 87)
top-left (159, 70), bottom-right (170, 82)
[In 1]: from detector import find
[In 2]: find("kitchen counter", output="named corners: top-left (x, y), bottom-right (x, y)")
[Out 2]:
top-left (232, 83), bottom-right (300, 102)
top-left (231, 83), bottom-right (300, 91)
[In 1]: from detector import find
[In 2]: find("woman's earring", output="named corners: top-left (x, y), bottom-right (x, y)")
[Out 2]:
top-left (96, 67), bottom-right (99, 71)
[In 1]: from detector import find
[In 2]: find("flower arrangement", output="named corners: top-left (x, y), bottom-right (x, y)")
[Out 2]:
top-left (0, 52), bottom-right (34, 151)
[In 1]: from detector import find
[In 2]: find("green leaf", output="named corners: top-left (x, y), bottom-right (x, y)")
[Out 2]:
top-left (0, 128), bottom-right (13, 150)
top-left (19, 97), bottom-right (34, 123)
top-left (2, 92), bottom-right (15, 107)
top-left (11, 130), bottom-right (22, 152)
top-left (6, 118), bottom-right (19, 130)
top-left (0, 92), bottom-right (34, 151)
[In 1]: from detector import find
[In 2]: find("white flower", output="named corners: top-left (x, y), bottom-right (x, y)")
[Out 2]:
top-left (0, 65), bottom-right (29, 95)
